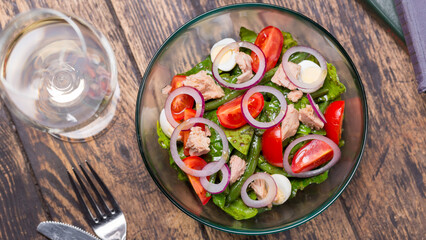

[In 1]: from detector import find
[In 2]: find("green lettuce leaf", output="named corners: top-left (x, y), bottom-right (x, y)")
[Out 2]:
top-left (290, 170), bottom-right (329, 198)
top-left (282, 31), bottom-right (298, 52)
top-left (224, 125), bottom-right (254, 155)
top-left (169, 145), bottom-right (188, 181)
top-left (180, 56), bottom-right (213, 76)
top-left (212, 192), bottom-right (258, 220)
top-left (317, 63), bottom-right (346, 102)
top-left (206, 108), bottom-right (254, 156)
top-left (239, 27), bottom-right (257, 43)
top-left (156, 121), bottom-right (170, 149)
top-left (203, 111), bottom-right (234, 162)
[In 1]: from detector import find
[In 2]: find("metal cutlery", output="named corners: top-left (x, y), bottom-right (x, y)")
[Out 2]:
top-left (67, 161), bottom-right (126, 240)
top-left (37, 221), bottom-right (100, 240)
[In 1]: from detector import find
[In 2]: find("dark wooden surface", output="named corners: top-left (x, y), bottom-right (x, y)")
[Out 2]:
top-left (0, 0), bottom-right (424, 239)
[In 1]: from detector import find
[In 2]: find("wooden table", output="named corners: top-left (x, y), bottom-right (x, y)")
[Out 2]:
top-left (0, 0), bottom-right (424, 239)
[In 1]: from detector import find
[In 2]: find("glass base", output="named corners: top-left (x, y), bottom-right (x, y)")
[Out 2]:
top-left (49, 85), bottom-right (120, 142)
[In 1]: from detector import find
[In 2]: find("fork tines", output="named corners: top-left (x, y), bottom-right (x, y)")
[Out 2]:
top-left (68, 161), bottom-right (120, 225)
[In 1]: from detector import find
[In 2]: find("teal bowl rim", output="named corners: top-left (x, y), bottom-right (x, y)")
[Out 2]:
top-left (135, 3), bottom-right (368, 235)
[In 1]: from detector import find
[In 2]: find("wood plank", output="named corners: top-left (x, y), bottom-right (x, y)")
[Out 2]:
top-left (0, 0), bottom-right (206, 239)
top-left (0, 4), bottom-right (48, 240)
top-left (0, 102), bottom-right (47, 238)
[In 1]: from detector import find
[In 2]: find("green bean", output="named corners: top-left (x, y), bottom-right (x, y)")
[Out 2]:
top-left (205, 90), bottom-right (244, 111)
top-left (257, 156), bottom-right (289, 177)
top-left (259, 66), bottom-right (278, 85)
top-left (254, 111), bottom-right (267, 136)
top-left (226, 135), bottom-right (261, 204)
top-left (310, 88), bottom-right (329, 99)
top-left (205, 66), bottom-right (279, 111)
top-left (319, 100), bottom-right (330, 113)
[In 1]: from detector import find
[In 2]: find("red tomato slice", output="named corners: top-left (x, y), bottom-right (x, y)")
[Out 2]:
top-left (324, 101), bottom-right (345, 144)
top-left (251, 26), bottom-right (284, 73)
top-left (170, 75), bottom-right (194, 121)
top-left (291, 139), bottom-right (334, 173)
top-left (182, 109), bottom-right (206, 156)
top-left (183, 156), bottom-right (211, 205)
top-left (217, 93), bottom-right (264, 129)
top-left (262, 125), bottom-right (283, 167)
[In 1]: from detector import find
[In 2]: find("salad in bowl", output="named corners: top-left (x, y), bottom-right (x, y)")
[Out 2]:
top-left (156, 25), bottom-right (346, 220)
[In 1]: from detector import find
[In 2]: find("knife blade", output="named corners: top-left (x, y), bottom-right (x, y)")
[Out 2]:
top-left (37, 221), bottom-right (100, 240)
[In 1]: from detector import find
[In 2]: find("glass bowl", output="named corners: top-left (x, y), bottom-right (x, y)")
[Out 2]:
top-left (136, 3), bottom-right (368, 235)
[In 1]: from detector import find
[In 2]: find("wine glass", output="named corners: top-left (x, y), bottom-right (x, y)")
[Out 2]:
top-left (0, 8), bottom-right (119, 142)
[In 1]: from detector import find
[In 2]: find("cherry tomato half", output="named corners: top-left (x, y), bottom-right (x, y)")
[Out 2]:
top-left (251, 26), bottom-right (284, 73)
top-left (170, 75), bottom-right (194, 121)
top-left (262, 125), bottom-right (283, 167)
top-left (324, 101), bottom-right (345, 144)
top-left (291, 139), bottom-right (333, 173)
top-left (217, 93), bottom-right (264, 129)
top-left (183, 156), bottom-right (211, 205)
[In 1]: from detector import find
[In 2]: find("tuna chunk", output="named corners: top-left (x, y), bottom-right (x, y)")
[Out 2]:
top-left (183, 70), bottom-right (224, 100)
top-left (250, 178), bottom-right (273, 208)
top-left (229, 155), bottom-right (246, 184)
top-left (235, 52), bottom-right (254, 83)
top-left (185, 126), bottom-right (210, 156)
top-left (298, 105), bottom-right (324, 130)
top-left (250, 179), bottom-right (267, 200)
top-left (271, 62), bottom-right (300, 90)
top-left (162, 85), bottom-right (172, 95)
top-left (281, 104), bottom-right (299, 141)
top-left (287, 90), bottom-right (303, 102)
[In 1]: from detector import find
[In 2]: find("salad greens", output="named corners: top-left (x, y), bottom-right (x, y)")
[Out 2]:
top-left (157, 122), bottom-right (189, 181)
top-left (317, 63), bottom-right (346, 102)
top-left (213, 192), bottom-right (258, 220)
top-left (157, 121), bottom-right (170, 149)
top-left (224, 125), bottom-right (254, 155)
top-left (156, 26), bottom-right (347, 220)
top-left (290, 171), bottom-right (329, 198)
top-left (239, 27), bottom-right (258, 43)
top-left (180, 56), bottom-right (213, 76)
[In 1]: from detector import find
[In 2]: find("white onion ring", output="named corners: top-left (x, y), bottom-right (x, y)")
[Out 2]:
top-left (241, 86), bottom-right (287, 129)
top-left (241, 172), bottom-right (277, 208)
top-left (307, 93), bottom-right (327, 123)
top-left (283, 135), bottom-right (341, 178)
top-left (164, 86), bottom-right (205, 128)
top-left (170, 117), bottom-right (229, 177)
top-left (212, 41), bottom-right (266, 90)
top-left (200, 164), bottom-right (230, 194)
top-left (282, 46), bottom-right (327, 93)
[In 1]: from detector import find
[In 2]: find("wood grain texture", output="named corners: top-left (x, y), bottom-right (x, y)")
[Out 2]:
top-left (0, 102), bottom-right (47, 239)
top-left (0, 0), bottom-right (424, 239)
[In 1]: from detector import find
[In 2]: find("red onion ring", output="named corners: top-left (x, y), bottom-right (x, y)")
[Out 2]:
top-left (200, 164), bottom-right (230, 194)
top-left (307, 93), bottom-right (327, 123)
top-left (282, 46), bottom-right (327, 93)
top-left (212, 41), bottom-right (266, 90)
top-left (164, 86), bottom-right (205, 128)
top-left (170, 117), bottom-right (229, 177)
top-left (241, 86), bottom-right (287, 129)
top-left (283, 135), bottom-right (341, 178)
top-left (241, 172), bottom-right (277, 208)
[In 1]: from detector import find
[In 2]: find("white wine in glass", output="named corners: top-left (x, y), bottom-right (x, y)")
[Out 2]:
top-left (0, 9), bottom-right (119, 142)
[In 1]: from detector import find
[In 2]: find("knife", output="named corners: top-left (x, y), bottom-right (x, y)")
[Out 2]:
top-left (37, 221), bottom-right (100, 240)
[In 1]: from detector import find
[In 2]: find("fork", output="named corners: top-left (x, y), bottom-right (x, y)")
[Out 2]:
top-left (67, 161), bottom-right (126, 240)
